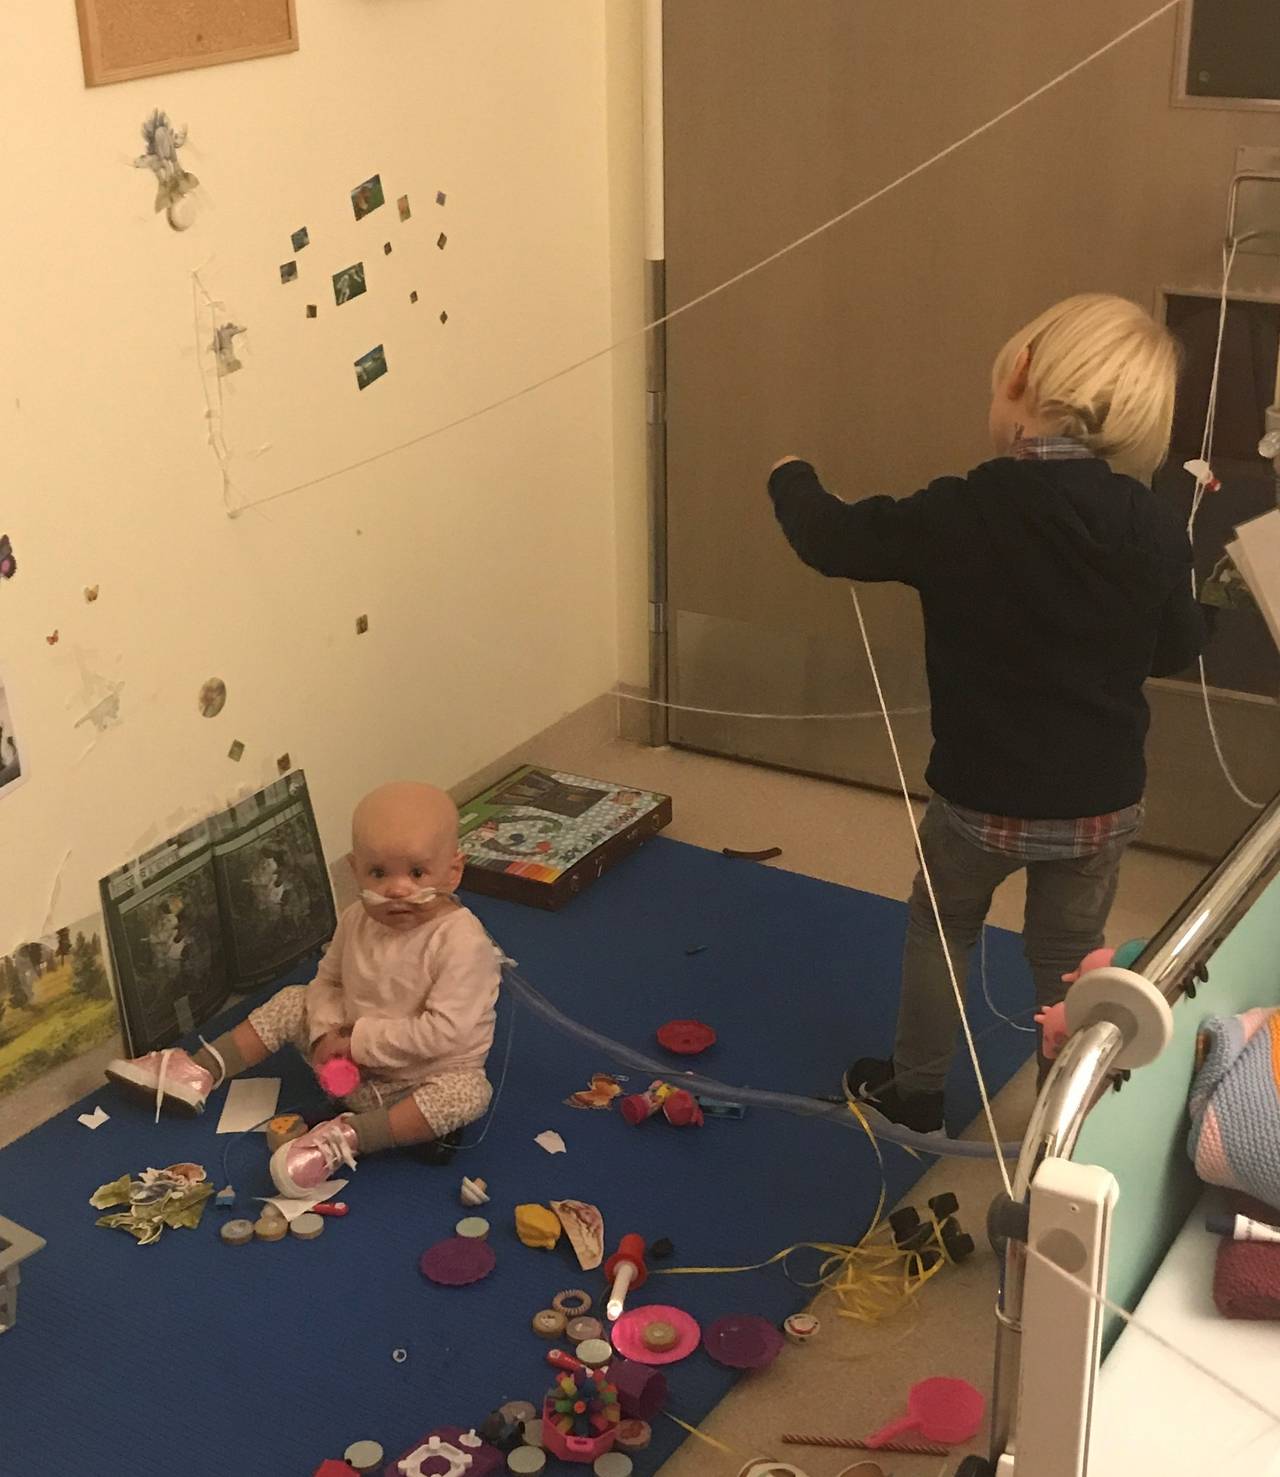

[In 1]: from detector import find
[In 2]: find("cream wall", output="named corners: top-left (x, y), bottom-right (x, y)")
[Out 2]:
top-left (605, 0), bottom-right (652, 692)
top-left (0, 1), bottom-right (649, 950)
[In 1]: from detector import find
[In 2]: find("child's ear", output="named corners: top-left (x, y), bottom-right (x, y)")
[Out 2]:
top-left (1006, 346), bottom-right (1032, 400)
top-left (346, 851), bottom-right (356, 874)
top-left (446, 849), bottom-right (465, 891)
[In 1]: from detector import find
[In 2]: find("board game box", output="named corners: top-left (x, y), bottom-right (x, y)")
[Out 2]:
top-left (457, 766), bottom-right (672, 910)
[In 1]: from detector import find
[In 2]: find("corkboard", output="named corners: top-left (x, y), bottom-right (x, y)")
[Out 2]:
top-left (75, 0), bottom-right (299, 87)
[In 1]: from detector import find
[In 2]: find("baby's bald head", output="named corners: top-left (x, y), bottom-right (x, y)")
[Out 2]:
top-left (351, 782), bottom-right (463, 927)
top-left (353, 782), bottom-right (458, 860)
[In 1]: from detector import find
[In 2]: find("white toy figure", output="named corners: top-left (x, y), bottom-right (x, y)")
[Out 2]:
top-left (134, 110), bottom-right (199, 230)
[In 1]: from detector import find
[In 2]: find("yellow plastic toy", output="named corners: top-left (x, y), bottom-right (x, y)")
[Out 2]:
top-left (515, 1203), bottom-right (562, 1251)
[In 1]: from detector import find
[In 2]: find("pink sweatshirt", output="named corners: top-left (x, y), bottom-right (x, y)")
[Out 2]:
top-left (305, 902), bottom-right (499, 1085)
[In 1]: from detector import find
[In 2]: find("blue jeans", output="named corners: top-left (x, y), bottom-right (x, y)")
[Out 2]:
top-left (893, 799), bottom-right (1129, 1095)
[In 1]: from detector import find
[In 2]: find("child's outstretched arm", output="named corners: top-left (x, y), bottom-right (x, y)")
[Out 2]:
top-left (767, 457), bottom-right (938, 584)
top-left (348, 922), bottom-right (500, 1074)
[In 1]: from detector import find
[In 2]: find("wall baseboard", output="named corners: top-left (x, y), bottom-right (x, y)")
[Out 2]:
top-left (613, 682), bottom-right (658, 745)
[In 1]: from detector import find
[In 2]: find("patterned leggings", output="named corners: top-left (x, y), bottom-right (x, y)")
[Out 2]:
top-left (248, 985), bottom-right (492, 1136)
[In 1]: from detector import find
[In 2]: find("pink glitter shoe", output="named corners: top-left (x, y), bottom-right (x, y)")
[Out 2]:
top-left (105, 1045), bottom-right (221, 1119)
top-left (270, 1116), bottom-right (359, 1197)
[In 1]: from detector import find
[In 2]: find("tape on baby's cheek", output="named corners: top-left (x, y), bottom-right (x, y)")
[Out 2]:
top-left (360, 888), bottom-right (451, 907)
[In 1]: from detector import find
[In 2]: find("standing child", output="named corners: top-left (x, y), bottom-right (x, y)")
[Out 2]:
top-left (106, 781), bottom-right (500, 1192)
top-left (767, 294), bottom-right (1206, 1132)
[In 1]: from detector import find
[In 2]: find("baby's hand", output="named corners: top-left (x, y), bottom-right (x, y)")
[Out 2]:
top-left (310, 1029), bottom-right (351, 1067)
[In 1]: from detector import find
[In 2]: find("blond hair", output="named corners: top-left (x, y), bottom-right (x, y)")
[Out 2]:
top-left (993, 294), bottom-right (1180, 481)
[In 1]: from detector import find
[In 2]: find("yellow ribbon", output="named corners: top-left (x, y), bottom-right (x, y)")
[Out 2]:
top-left (651, 1095), bottom-right (956, 1324)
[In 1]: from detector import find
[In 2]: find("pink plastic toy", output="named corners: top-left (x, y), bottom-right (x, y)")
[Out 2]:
top-left (1060, 947), bottom-right (1116, 987)
top-left (317, 1056), bottom-right (361, 1097)
top-left (1035, 1001), bottom-right (1071, 1061)
top-left (611, 1305), bottom-right (701, 1365)
top-left (1041, 940), bottom-right (1150, 1062)
top-left (864, 1376), bottom-right (985, 1449)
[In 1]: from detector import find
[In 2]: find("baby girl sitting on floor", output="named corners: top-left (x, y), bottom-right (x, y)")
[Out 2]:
top-left (106, 781), bottom-right (500, 1196)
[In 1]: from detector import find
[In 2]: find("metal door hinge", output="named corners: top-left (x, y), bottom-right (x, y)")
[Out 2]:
top-left (646, 389), bottom-right (666, 425)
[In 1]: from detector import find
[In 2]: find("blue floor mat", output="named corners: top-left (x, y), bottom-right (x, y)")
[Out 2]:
top-left (0, 838), bottom-right (1034, 1476)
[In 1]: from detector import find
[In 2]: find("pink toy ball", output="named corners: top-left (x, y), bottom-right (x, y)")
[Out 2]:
top-left (317, 1056), bottom-right (361, 1097)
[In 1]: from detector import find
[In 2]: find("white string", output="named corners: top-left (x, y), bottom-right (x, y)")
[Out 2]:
top-left (611, 688), bottom-right (930, 722)
top-left (980, 926), bottom-right (1037, 1034)
top-left (232, 0), bottom-right (1182, 517)
top-left (1186, 238), bottom-right (1265, 812)
top-left (1024, 1239), bottom-right (1280, 1431)
top-left (846, 584), bottom-right (1014, 1198)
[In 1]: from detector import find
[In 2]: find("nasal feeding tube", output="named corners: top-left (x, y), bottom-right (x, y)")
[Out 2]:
top-left (360, 887), bottom-right (458, 908)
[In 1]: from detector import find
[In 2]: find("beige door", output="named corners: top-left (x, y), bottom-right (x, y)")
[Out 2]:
top-left (661, 0), bottom-right (1280, 860)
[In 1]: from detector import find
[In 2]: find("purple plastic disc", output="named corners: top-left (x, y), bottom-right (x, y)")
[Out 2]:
top-left (703, 1315), bottom-right (785, 1370)
top-left (419, 1235), bottom-right (496, 1286)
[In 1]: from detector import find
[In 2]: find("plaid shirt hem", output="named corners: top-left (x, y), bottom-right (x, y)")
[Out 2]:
top-left (1012, 435), bottom-right (1095, 461)
top-left (939, 799), bottom-right (1144, 861)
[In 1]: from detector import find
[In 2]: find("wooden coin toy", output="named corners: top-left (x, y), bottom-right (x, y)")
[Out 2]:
top-left (614, 1420), bottom-right (651, 1452)
top-left (343, 1440), bottom-right (384, 1474)
top-left (575, 1338), bottom-right (614, 1368)
top-left (532, 1309), bottom-right (567, 1339)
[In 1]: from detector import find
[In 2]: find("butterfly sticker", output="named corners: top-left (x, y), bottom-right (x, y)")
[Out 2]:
top-left (563, 1073), bottom-right (625, 1111)
top-left (0, 535), bottom-right (14, 581)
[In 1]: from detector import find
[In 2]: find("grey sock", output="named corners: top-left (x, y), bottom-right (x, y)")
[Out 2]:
top-left (349, 1105), bottom-right (396, 1154)
top-left (192, 1031), bottom-right (247, 1084)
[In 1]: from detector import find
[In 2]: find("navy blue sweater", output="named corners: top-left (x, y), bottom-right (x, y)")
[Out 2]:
top-left (767, 456), bottom-right (1206, 818)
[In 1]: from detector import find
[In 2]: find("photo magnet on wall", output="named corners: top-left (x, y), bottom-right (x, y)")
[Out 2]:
top-left (354, 345), bottom-right (388, 391)
top-left (332, 262), bottom-right (366, 306)
top-left (0, 668), bottom-right (27, 800)
top-left (350, 175), bottom-right (385, 221)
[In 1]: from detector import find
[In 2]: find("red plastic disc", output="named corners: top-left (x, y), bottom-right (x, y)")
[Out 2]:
top-left (656, 1019), bottom-right (717, 1055)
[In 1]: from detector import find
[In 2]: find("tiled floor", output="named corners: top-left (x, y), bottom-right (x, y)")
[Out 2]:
top-left (516, 711), bottom-right (1207, 1477)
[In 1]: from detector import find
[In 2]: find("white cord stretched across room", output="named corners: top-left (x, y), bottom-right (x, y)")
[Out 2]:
top-left (230, 0), bottom-right (1183, 517)
top-left (1186, 237), bottom-right (1265, 812)
top-left (846, 583), bottom-right (1015, 1196)
top-left (611, 689), bottom-right (930, 722)
top-left (980, 927), bottom-right (1037, 1034)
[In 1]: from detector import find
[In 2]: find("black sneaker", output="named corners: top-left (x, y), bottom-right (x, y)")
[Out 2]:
top-left (843, 1056), bottom-right (945, 1135)
top-left (843, 1056), bottom-right (894, 1101)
